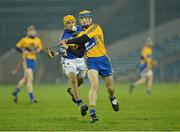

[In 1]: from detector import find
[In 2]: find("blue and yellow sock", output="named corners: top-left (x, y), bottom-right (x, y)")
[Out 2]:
top-left (28, 92), bottom-right (35, 101)
top-left (89, 105), bottom-right (96, 116)
top-left (76, 99), bottom-right (83, 106)
top-left (90, 109), bottom-right (96, 116)
top-left (13, 88), bottom-right (20, 96)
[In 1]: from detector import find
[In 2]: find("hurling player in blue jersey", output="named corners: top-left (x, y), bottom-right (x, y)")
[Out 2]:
top-left (46, 15), bottom-right (88, 116)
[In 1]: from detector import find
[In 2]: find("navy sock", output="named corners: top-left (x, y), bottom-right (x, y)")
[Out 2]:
top-left (14, 88), bottom-right (20, 96)
top-left (90, 109), bottom-right (96, 116)
top-left (29, 92), bottom-right (35, 101)
top-left (76, 99), bottom-right (83, 106)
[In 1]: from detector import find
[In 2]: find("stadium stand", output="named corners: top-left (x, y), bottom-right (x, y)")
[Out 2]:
top-left (0, 0), bottom-right (180, 83)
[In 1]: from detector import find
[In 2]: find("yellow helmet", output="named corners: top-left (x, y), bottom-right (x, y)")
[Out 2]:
top-left (79, 10), bottom-right (92, 18)
top-left (63, 15), bottom-right (76, 26)
top-left (27, 25), bottom-right (37, 37)
top-left (27, 25), bottom-right (36, 31)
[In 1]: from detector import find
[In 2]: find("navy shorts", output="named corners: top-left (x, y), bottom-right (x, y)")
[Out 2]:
top-left (26, 58), bottom-right (36, 71)
top-left (140, 63), bottom-right (147, 72)
top-left (86, 55), bottom-right (113, 77)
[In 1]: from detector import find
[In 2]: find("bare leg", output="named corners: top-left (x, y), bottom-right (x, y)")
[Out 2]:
top-left (67, 72), bottom-right (81, 101)
top-left (88, 69), bottom-right (99, 108)
top-left (77, 77), bottom-right (84, 87)
top-left (26, 69), bottom-right (36, 102)
top-left (134, 78), bottom-right (146, 86)
top-left (12, 72), bottom-right (27, 102)
top-left (103, 75), bottom-right (119, 112)
top-left (146, 74), bottom-right (153, 95)
top-left (103, 75), bottom-right (115, 97)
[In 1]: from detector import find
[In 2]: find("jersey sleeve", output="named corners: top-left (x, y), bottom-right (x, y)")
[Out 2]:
top-left (60, 32), bottom-right (69, 40)
top-left (16, 38), bottom-right (25, 48)
top-left (143, 49), bottom-right (152, 64)
top-left (85, 24), bottom-right (100, 39)
top-left (37, 38), bottom-right (43, 51)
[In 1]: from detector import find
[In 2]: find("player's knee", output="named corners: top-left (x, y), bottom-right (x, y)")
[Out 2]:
top-left (71, 78), bottom-right (77, 85)
top-left (27, 75), bottom-right (33, 83)
top-left (68, 73), bottom-right (77, 85)
top-left (30, 75), bottom-right (34, 81)
top-left (27, 79), bottom-right (33, 84)
top-left (105, 76), bottom-right (113, 89)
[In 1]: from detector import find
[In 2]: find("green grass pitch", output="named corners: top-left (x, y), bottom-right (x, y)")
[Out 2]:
top-left (0, 83), bottom-right (180, 131)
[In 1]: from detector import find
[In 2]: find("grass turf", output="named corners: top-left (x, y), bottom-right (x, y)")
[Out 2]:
top-left (0, 83), bottom-right (180, 131)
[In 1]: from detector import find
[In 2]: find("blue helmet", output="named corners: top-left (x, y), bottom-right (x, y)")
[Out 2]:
top-left (79, 10), bottom-right (92, 19)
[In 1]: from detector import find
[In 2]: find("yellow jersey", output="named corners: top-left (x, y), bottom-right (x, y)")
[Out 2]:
top-left (141, 46), bottom-right (153, 65)
top-left (77, 23), bottom-right (107, 57)
top-left (16, 36), bottom-right (43, 60)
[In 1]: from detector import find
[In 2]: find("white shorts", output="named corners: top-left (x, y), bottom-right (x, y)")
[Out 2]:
top-left (141, 68), bottom-right (153, 80)
top-left (61, 57), bottom-right (86, 78)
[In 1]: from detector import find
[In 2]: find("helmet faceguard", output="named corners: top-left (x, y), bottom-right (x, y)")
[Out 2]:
top-left (27, 25), bottom-right (37, 38)
top-left (79, 10), bottom-right (92, 28)
top-left (146, 37), bottom-right (154, 47)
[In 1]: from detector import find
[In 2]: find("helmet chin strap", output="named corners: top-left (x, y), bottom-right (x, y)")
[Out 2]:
top-left (28, 35), bottom-right (36, 39)
top-left (82, 24), bottom-right (90, 29)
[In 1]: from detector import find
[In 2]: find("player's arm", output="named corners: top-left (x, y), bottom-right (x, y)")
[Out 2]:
top-left (60, 24), bottom-right (99, 57)
top-left (60, 39), bottom-right (85, 58)
top-left (15, 39), bottom-right (29, 59)
top-left (15, 38), bottom-right (24, 53)
top-left (66, 34), bottom-right (90, 45)
top-left (34, 39), bottom-right (43, 53)
top-left (65, 24), bottom-right (99, 45)
top-left (16, 38), bottom-right (33, 54)
top-left (45, 32), bottom-right (69, 58)
top-left (61, 24), bottom-right (99, 55)
top-left (66, 45), bottom-right (85, 58)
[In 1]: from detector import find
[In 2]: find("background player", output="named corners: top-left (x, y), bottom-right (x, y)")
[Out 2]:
top-left (60, 10), bottom-right (119, 123)
top-left (130, 39), bottom-right (155, 95)
top-left (12, 25), bottom-right (43, 103)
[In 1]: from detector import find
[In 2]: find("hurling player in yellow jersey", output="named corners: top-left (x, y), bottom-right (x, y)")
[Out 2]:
top-left (12, 25), bottom-right (43, 103)
top-left (60, 10), bottom-right (119, 123)
top-left (130, 40), bottom-right (155, 95)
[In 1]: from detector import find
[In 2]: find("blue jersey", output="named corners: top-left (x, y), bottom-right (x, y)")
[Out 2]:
top-left (60, 25), bottom-right (83, 59)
